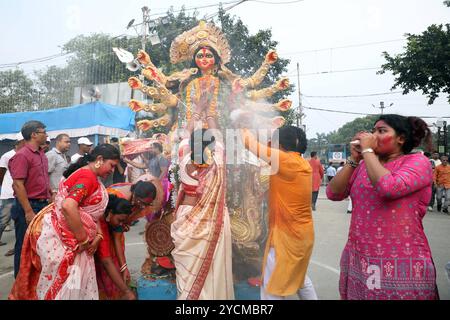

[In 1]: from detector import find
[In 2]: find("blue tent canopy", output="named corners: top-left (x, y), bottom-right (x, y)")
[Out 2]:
top-left (0, 102), bottom-right (135, 140)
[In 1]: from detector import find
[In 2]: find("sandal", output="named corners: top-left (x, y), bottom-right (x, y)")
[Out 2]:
top-left (5, 249), bottom-right (15, 256)
top-left (0, 241), bottom-right (6, 246)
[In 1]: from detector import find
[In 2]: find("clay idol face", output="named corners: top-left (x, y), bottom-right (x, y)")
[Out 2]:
top-left (195, 47), bottom-right (215, 71)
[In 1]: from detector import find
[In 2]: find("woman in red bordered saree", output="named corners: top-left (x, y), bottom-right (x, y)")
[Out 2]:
top-left (9, 144), bottom-right (120, 300)
top-left (171, 124), bottom-right (234, 300)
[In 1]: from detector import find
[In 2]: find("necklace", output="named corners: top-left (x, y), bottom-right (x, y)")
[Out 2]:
top-left (191, 162), bottom-right (210, 168)
top-left (186, 75), bottom-right (220, 126)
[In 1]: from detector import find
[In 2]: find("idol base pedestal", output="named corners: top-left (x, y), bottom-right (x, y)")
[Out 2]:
top-left (136, 277), bottom-right (260, 300)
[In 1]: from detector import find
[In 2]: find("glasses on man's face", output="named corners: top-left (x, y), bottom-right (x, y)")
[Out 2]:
top-left (35, 130), bottom-right (47, 135)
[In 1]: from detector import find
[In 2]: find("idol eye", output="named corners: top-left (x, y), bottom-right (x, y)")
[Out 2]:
top-left (196, 54), bottom-right (204, 59)
top-left (206, 53), bottom-right (213, 58)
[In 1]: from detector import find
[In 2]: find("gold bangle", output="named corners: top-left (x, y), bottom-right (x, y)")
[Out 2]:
top-left (79, 236), bottom-right (90, 246)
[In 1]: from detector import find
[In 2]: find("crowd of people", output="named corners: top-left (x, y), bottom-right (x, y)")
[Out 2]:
top-left (0, 113), bottom-right (447, 300)
top-left (0, 121), bottom-right (168, 300)
top-left (0, 14), bottom-right (447, 301)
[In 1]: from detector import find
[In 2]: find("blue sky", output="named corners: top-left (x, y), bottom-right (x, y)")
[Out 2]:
top-left (1, 0), bottom-right (449, 137)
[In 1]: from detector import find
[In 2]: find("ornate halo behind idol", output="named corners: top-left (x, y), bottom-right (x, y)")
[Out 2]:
top-left (170, 21), bottom-right (231, 65)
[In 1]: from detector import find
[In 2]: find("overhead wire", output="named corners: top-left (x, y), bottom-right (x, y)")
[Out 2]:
top-left (302, 104), bottom-right (450, 118)
top-left (204, 0), bottom-right (249, 19)
top-left (150, 0), bottom-right (242, 17)
top-left (285, 66), bottom-right (381, 77)
top-left (281, 38), bottom-right (405, 56)
top-left (247, 0), bottom-right (304, 4)
top-left (302, 91), bottom-right (403, 98)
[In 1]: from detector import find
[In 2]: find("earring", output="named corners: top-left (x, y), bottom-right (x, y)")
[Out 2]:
top-left (94, 161), bottom-right (101, 169)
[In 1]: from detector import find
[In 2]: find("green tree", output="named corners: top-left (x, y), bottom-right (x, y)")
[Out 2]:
top-left (217, 8), bottom-right (294, 122)
top-left (0, 69), bottom-right (37, 113)
top-left (327, 115), bottom-right (378, 144)
top-left (308, 132), bottom-right (329, 158)
top-left (379, 4), bottom-right (450, 105)
top-left (34, 66), bottom-right (74, 109)
top-left (62, 33), bottom-right (141, 85)
top-left (307, 115), bottom-right (378, 162)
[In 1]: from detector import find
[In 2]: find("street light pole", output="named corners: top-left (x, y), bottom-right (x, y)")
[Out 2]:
top-left (372, 101), bottom-right (393, 114)
top-left (443, 121), bottom-right (447, 155)
top-left (436, 118), bottom-right (448, 155)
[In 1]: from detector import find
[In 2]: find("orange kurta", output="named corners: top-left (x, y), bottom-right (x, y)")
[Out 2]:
top-left (308, 158), bottom-right (324, 192)
top-left (434, 164), bottom-right (450, 188)
top-left (241, 129), bottom-right (314, 296)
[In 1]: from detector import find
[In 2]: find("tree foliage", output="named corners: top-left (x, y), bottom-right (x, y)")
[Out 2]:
top-left (62, 34), bottom-right (139, 85)
top-left (327, 115), bottom-right (379, 144)
top-left (33, 66), bottom-right (74, 109)
top-left (307, 115), bottom-right (379, 156)
top-left (379, 4), bottom-right (450, 105)
top-left (0, 69), bottom-right (37, 113)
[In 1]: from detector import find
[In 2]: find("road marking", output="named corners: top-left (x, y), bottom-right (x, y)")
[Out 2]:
top-left (310, 259), bottom-right (340, 275)
top-left (123, 242), bottom-right (342, 276)
top-left (1, 244), bottom-right (340, 280)
top-left (0, 271), bottom-right (13, 280)
top-left (125, 242), bottom-right (145, 247)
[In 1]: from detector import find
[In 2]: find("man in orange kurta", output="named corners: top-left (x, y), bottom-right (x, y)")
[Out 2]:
top-left (308, 151), bottom-right (324, 211)
top-left (434, 155), bottom-right (450, 213)
top-left (241, 127), bottom-right (317, 299)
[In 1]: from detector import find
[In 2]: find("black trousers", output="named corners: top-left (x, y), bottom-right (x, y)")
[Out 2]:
top-left (312, 191), bottom-right (319, 207)
top-left (429, 184), bottom-right (436, 207)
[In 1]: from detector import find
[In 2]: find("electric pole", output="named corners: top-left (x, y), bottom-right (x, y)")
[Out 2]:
top-left (141, 6), bottom-right (150, 53)
top-left (297, 62), bottom-right (303, 127)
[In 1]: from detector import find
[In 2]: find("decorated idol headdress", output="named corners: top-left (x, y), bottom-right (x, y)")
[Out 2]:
top-left (170, 21), bottom-right (231, 64)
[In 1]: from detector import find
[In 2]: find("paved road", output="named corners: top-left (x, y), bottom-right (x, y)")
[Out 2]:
top-left (1, 187), bottom-right (449, 300)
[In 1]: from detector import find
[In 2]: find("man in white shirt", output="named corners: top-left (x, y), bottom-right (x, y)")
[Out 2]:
top-left (428, 152), bottom-right (442, 212)
top-left (336, 161), bottom-right (345, 173)
top-left (0, 133), bottom-right (25, 248)
top-left (47, 134), bottom-right (71, 201)
top-left (431, 152), bottom-right (442, 167)
top-left (325, 162), bottom-right (337, 183)
top-left (71, 137), bottom-right (93, 163)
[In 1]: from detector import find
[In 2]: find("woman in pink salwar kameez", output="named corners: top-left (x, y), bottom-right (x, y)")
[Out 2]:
top-left (327, 114), bottom-right (439, 300)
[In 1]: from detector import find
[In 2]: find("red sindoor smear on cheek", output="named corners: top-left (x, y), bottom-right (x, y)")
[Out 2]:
top-left (377, 135), bottom-right (394, 153)
top-left (380, 135), bottom-right (393, 145)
